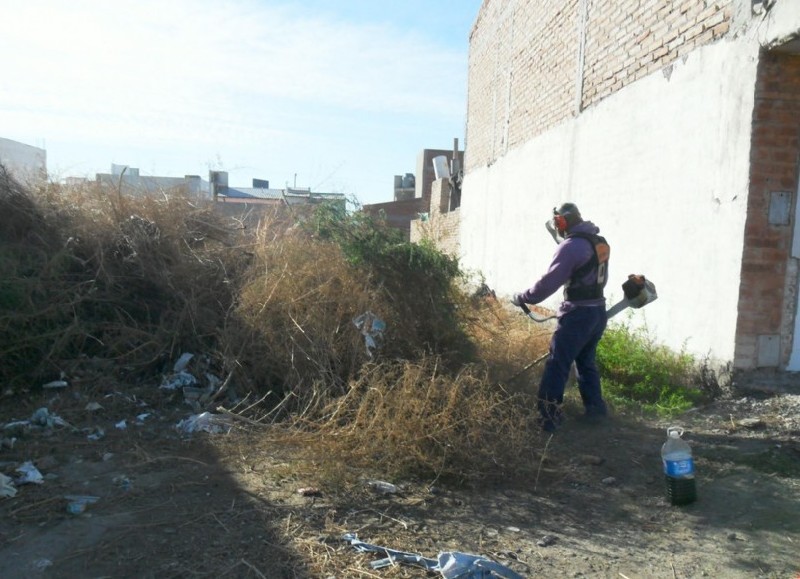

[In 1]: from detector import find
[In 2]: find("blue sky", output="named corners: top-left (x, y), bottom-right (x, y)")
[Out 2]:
top-left (0, 0), bottom-right (482, 205)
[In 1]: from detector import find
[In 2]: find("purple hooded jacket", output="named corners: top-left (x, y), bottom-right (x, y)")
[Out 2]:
top-left (518, 220), bottom-right (607, 317)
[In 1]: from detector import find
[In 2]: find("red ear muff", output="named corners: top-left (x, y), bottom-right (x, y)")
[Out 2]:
top-left (554, 214), bottom-right (567, 233)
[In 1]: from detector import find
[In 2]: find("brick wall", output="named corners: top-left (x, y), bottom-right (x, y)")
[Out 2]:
top-left (362, 198), bottom-right (423, 241)
top-left (735, 51), bottom-right (800, 368)
top-left (410, 180), bottom-right (461, 256)
top-left (466, 0), bottom-right (733, 171)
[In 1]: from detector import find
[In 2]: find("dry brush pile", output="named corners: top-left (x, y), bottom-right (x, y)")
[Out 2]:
top-left (0, 168), bottom-right (552, 487)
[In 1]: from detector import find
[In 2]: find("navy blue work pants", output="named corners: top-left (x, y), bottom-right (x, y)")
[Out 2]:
top-left (537, 305), bottom-right (607, 424)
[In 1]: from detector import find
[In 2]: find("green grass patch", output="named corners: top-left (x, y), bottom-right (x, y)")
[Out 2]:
top-left (597, 322), bottom-right (707, 417)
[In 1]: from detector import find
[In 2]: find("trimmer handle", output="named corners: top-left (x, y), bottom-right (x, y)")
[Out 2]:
top-left (514, 299), bottom-right (556, 323)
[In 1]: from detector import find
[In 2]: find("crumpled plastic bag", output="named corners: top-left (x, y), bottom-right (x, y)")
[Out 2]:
top-left (176, 412), bottom-right (232, 434)
top-left (343, 533), bottom-right (525, 579)
top-left (15, 461), bottom-right (44, 485)
top-left (160, 370), bottom-right (198, 390)
top-left (0, 473), bottom-right (17, 498)
top-left (353, 311), bottom-right (386, 357)
top-left (30, 407), bottom-right (69, 428)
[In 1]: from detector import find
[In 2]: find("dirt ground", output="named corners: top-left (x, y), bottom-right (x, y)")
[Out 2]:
top-left (1, 374), bottom-right (799, 579)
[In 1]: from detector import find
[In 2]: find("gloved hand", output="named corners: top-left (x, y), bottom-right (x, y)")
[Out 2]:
top-left (511, 293), bottom-right (525, 307)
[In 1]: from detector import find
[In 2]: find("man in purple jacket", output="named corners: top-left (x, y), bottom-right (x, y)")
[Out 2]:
top-left (512, 203), bottom-right (610, 432)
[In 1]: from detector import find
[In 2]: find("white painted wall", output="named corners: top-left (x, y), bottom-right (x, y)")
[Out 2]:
top-left (460, 38), bottom-right (761, 363)
top-left (0, 137), bottom-right (47, 184)
top-left (758, 0), bottom-right (800, 46)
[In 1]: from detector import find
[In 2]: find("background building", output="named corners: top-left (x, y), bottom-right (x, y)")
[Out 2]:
top-left (0, 137), bottom-right (47, 184)
top-left (363, 146), bottom-right (464, 240)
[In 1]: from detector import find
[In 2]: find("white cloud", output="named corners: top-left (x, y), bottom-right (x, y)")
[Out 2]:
top-left (0, 0), bottom-right (474, 202)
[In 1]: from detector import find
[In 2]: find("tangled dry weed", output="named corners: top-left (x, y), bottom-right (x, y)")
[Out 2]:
top-left (1, 168), bottom-right (553, 493)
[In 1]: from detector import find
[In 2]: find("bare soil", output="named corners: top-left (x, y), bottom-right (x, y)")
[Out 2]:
top-left (1, 378), bottom-right (799, 579)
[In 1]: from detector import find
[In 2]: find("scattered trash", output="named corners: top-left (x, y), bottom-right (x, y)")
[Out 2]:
top-left (0, 473), bottom-right (17, 498)
top-left (343, 533), bottom-right (525, 578)
top-left (367, 480), bottom-right (398, 494)
top-left (1, 436), bottom-right (16, 450)
top-left (85, 402), bottom-right (103, 412)
top-left (115, 420), bottom-right (127, 430)
top-left (297, 487), bottom-right (322, 497)
top-left (30, 407), bottom-right (69, 428)
top-left (353, 311), bottom-right (386, 357)
top-left (135, 413), bottom-right (151, 423)
top-left (537, 535), bottom-right (557, 547)
top-left (65, 495), bottom-right (100, 514)
top-left (173, 352), bottom-right (194, 373)
top-left (160, 371), bottom-right (197, 390)
top-left (15, 461), bottom-right (44, 485)
top-left (601, 476), bottom-right (616, 485)
top-left (42, 380), bottom-right (68, 389)
top-left (102, 452), bottom-right (114, 462)
top-left (86, 427), bottom-right (105, 441)
top-left (176, 412), bottom-right (232, 434)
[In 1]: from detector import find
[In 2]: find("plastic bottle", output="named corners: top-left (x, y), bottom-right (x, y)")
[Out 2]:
top-left (661, 426), bottom-right (697, 505)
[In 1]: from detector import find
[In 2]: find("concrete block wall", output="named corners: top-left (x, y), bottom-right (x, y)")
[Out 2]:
top-left (735, 51), bottom-right (800, 368)
top-left (466, 0), bottom-right (734, 172)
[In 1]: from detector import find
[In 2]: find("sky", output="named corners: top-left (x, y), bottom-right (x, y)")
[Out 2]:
top-left (0, 0), bottom-right (483, 205)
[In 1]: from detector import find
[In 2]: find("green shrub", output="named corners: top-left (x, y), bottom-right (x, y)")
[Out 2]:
top-left (303, 204), bottom-right (474, 364)
top-left (596, 322), bottom-right (706, 416)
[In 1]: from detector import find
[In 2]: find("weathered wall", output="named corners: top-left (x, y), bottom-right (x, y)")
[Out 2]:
top-left (737, 52), bottom-right (800, 369)
top-left (460, 0), bottom-right (800, 369)
top-left (466, 0), bottom-right (733, 172)
top-left (461, 32), bottom-right (759, 363)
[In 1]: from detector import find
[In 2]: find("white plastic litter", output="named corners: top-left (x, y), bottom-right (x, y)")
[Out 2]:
top-left (30, 408), bottom-right (69, 428)
top-left (160, 371), bottom-right (197, 390)
top-left (115, 420), bottom-right (127, 430)
top-left (367, 480), bottom-right (398, 494)
top-left (176, 412), bottom-right (232, 434)
top-left (65, 495), bottom-right (100, 514)
top-left (0, 473), bottom-right (17, 498)
top-left (15, 461), bottom-right (44, 485)
top-left (87, 428), bottom-right (105, 441)
top-left (353, 311), bottom-right (386, 357)
top-left (173, 352), bottom-right (194, 373)
top-left (42, 380), bottom-right (68, 389)
top-left (85, 402), bottom-right (103, 411)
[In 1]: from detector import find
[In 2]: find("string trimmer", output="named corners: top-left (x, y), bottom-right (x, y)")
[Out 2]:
top-left (508, 275), bottom-right (657, 382)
